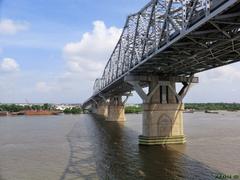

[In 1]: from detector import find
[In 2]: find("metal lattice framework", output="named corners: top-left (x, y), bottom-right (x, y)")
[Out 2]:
top-left (96, 0), bottom-right (201, 93)
top-left (87, 0), bottom-right (240, 105)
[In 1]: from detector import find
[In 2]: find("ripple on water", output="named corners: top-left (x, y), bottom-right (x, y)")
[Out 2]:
top-left (61, 114), bottom-right (223, 180)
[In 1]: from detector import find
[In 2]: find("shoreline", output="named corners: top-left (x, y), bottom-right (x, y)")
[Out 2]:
top-left (1, 110), bottom-right (240, 116)
top-left (0, 110), bottom-right (61, 117)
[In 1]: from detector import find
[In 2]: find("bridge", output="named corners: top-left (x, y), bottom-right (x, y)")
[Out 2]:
top-left (83, 0), bottom-right (240, 145)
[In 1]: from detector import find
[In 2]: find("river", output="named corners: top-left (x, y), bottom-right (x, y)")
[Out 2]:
top-left (0, 112), bottom-right (240, 180)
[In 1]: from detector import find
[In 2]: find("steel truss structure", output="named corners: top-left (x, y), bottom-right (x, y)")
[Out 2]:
top-left (85, 0), bottom-right (240, 106)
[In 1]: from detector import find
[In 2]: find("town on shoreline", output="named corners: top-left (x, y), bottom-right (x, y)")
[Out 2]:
top-left (0, 103), bottom-right (240, 116)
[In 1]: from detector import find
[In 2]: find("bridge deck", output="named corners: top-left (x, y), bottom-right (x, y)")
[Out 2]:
top-left (84, 0), bottom-right (240, 107)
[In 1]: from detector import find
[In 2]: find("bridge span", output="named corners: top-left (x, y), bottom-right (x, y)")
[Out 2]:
top-left (83, 0), bottom-right (240, 145)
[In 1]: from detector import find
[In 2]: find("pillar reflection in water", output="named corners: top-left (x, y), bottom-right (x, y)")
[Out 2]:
top-left (62, 114), bottom-right (220, 180)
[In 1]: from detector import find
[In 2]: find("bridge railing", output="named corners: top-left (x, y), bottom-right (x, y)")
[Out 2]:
top-left (93, 0), bottom-right (226, 94)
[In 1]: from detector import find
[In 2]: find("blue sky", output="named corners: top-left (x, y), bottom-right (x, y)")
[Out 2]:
top-left (0, 0), bottom-right (240, 103)
top-left (0, 0), bottom-right (148, 73)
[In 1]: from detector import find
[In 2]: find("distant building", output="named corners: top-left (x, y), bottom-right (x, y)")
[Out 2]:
top-left (54, 104), bottom-right (82, 111)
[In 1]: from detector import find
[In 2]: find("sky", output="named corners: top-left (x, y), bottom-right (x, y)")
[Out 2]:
top-left (0, 0), bottom-right (240, 104)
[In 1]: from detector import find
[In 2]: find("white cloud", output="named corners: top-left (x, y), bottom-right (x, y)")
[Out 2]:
top-left (200, 65), bottom-right (240, 82)
top-left (0, 58), bottom-right (20, 72)
top-left (35, 82), bottom-right (54, 93)
top-left (184, 63), bottom-right (240, 103)
top-left (63, 20), bottom-right (122, 80)
top-left (0, 19), bottom-right (29, 35)
top-left (0, 20), bottom-right (122, 103)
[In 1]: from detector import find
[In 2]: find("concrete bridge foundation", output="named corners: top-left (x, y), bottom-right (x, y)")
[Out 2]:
top-left (107, 96), bottom-right (126, 122)
top-left (91, 103), bottom-right (98, 114)
top-left (96, 102), bottom-right (108, 118)
top-left (126, 75), bottom-right (197, 145)
top-left (140, 103), bottom-right (185, 145)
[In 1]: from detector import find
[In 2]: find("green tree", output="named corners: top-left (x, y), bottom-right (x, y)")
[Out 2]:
top-left (42, 103), bottom-right (51, 110)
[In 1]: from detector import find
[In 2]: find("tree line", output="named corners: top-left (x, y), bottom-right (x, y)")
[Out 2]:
top-left (1, 103), bottom-right (239, 114)
top-left (0, 103), bottom-right (53, 112)
top-left (0, 104), bottom-right (83, 114)
top-left (185, 103), bottom-right (240, 111)
top-left (124, 103), bottom-right (240, 113)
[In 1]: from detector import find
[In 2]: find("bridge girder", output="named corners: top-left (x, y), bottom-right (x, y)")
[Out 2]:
top-left (84, 0), bottom-right (240, 107)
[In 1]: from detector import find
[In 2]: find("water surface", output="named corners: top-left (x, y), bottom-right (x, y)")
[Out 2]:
top-left (0, 112), bottom-right (240, 180)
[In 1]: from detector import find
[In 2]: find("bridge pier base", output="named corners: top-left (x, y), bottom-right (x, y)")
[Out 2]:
top-left (90, 103), bottom-right (98, 114)
top-left (96, 102), bottom-right (108, 118)
top-left (107, 96), bottom-right (126, 121)
top-left (126, 75), bottom-right (197, 145)
top-left (139, 103), bottom-right (185, 145)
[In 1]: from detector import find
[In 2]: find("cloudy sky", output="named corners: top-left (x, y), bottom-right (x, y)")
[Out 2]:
top-left (0, 0), bottom-right (240, 103)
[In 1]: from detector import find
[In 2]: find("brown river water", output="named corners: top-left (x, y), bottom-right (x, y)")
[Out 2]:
top-left (0, 112), bottom-right (240, 180)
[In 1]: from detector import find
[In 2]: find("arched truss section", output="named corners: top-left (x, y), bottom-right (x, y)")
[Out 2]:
top-left (93, 78), bottom-right (104, 94)
top-left (93, 0), bottom-right (234, 94)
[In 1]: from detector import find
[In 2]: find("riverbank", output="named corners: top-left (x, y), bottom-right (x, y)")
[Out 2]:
top-left (1, 103), bottom-right (239, 116)
top-left (185, 103), bottom-right (240, 111)
top-left (0, 110), bottom-right (61, 116)
top-left (125, 103), bottom-right (240, 114)
top-left (0, 104), bottom-right (82, 116)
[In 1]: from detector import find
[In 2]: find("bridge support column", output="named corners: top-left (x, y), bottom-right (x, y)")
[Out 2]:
top-left (107, 96), bottom-right (126, 121)
top-left (126, 75), bottom-right (197, 145)
top-left (96, 101), bottom-right (108, 118)
top-left (141, 103), bottom-right (185, 145)
top-left (91, 103), bottom-right (98, 114)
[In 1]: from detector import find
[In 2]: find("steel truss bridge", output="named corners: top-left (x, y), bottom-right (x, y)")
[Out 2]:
top-left (83, 0), bottom-right (240, 107)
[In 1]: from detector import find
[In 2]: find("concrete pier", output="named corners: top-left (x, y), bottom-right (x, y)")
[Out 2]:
top-left (107, 96), bottom-right (126, 122)
top-left (139, 103), bottom-right (185, 145)
top-left (140, 79), bottom-right (185, 145)
top-left (126, 75), bottom-right (197, 145)
top-left (96, 102), bottom-right (108, 118)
